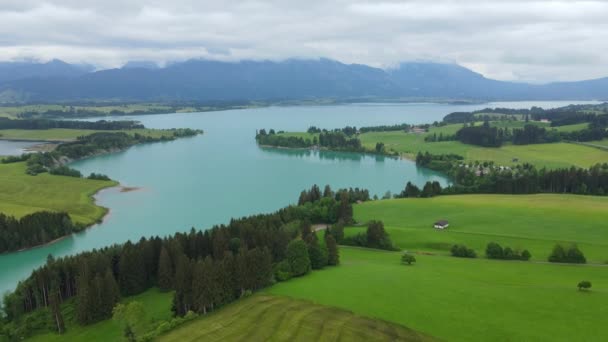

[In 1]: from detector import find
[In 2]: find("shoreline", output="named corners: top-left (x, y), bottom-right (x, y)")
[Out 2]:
top-left (0, 181), bottom-right (118, 255)
top-left (258, 144), bottom-right (400, 158)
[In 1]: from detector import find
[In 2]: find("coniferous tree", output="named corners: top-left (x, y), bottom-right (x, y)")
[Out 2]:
top-left (325, 234), bottom-right (340, 266)
top-left (157, 246), bottom-right (173, 291)
top-left (118, 242), bottom-right (146, 296)
top-left (75, 271), bottom-right (93, 324)
top-left (173, 254), bottom-right (193, 316)
top-left (48, 285), bottom-right (65, 334)
top-left (101, 269), bottom-right (120, 317)
top-left (323, 185), bottom-right (333, 198)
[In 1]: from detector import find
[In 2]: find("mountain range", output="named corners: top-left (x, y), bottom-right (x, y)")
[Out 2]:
top-left (0, 58), bottom-right (607, 103)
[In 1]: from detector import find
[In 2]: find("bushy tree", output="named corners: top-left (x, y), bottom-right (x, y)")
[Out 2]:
top-left (451, 244), bottom-right (476, 258)
top-left (401, 253), bottom-right (416, 265)
top-left (286, 240), bottom-right (311, 277)
top-left (549, 244), bottom-right (586, 264)
top-left (486, 242), bottom-right (504, 259)
top-left (577, 280), bottom-right (592, 291)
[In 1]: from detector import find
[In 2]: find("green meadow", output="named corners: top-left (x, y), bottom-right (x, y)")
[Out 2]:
top-left (0, 162), bottom-right (115, 225)
top-left (0, 128), bottom-right (176, 142)
top-left (277, 121), bottom-right (608, 169)
top-left (27, 288), bottom-right (173, 342)
top-left (159, 294), bottom-right (432, 342)
top-left (358, 126), bottom-right (608, 169)
top-left (351, 194), bottom-right (608, 263)
top-left (0, 104), bottom-right (192, 119)
top-left (267, 247), bottom-right (608, 342)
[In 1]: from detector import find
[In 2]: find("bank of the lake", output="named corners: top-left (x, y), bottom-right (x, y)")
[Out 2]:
top-left (0, 101), bottom-right (599, 296)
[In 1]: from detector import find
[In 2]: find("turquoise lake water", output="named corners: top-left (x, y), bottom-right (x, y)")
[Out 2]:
top-left (0, 101), bottom-right (599, 295)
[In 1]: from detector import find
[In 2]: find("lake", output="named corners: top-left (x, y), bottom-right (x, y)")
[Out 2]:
top-left (0, 140), bottom-right (43, 155)
top-left (0, 100), bottom-right (599, 295)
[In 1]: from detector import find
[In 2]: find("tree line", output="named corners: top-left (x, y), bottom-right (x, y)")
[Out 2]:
top-left (255, 129), bottom-right (363, 152)
top-left (1, 186), bottom-right (348, 340)
top-left (340, 220), bottom-right (396, 251)
top-left (0, 118), bottom-right (144, 130)
top-left (454, 121), bottom-right (607, 147)
top-left (0, 212), bottom-right (74, 254)
top-left (3, 128), bottom-right (201, 176)
top-left (486, 242), bottom-right (531, 261)
top-left (443, 103), bottom-right (608, 126)
top-left (417, 152), bottom-right (608, 197)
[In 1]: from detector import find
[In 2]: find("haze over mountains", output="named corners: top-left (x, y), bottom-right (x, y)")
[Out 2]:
top-left (0, 58), bottom-right (607, 103)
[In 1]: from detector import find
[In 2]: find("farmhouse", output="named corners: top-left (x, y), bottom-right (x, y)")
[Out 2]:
top-left (434, 220), bottom-right (449, 229)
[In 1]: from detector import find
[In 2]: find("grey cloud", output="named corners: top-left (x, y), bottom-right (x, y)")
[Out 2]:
top-left (0, 0), bottom-right (606, 82)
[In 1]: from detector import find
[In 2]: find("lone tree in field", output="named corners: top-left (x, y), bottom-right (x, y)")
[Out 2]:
top-left (401, 253), bottom-right (416, 265)
top-left (577, 281), bottom-right (592, 291)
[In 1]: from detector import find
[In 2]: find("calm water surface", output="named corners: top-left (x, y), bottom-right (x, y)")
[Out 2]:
top-left (0, 140), bottom-right (42, 155)
top-left (0, 101), bottom-right (599, 295)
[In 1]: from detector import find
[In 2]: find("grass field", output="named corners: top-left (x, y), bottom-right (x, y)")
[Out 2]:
top-left (0, 104), bottom-right (190, 119)
top-left (276, 122), bottom-right (608, 169)
top-left (159, 294), bottom-right (432, 342)
top-left (267, 247), bottom-right (608, 342)
top-left (349, 194), bottom-right (608, 263)
top-left (0, 162), bottom-right (116, 225)
top-left (0, 128), bottom-right (176, 142)
top-left (28, 288), bottom-right (173, 342)
top-left (358, 129), bottom-right (608, 169)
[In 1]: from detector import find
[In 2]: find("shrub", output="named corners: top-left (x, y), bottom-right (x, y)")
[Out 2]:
top-left (274, 260), bottom-right (292, 282)
top-left (548, 244), bottom-right (586, 264)
top-left (451, 244), bottom-right (476, 258)
top-left (577, 281), bottom-right (592, 291)
top-left (401, 253), bottom-right (416, 265)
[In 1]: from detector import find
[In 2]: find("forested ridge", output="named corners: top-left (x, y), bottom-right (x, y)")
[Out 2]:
top-left (0, 186), bottom-right (350, 341)
top-left (0, 212), bottom-right (74, 254)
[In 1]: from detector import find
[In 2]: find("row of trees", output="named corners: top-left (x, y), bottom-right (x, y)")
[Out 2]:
top-left (341, 220), bottom-right (396, 251)
top-left (4, 129), bottom-right (200, 176)
top-left (0, 118), bottom-right (144, 130)
top-left (486, 242), bottom-right (531, 261)
top-left (450, 244), bottom-right (477, 258)
top-left (453, 119), bottom-right (607, 148)
top-left (416, 152), bottom-right (608, 197)
top-left (548, 244), bottom-right (586, 264)
top-left (443, 103), bottom-right (608, 126)
top-left (1, 188), bottom-right (344, 340)
top-left (297, 184), bottom-right (370, 206)
top-left (455, 122), bottom-right (504, 147)
top-left (0, 212), bottom-right (74, 253)
top-left (396, 181), bottom-right (443, 198)
top-left (256, 129), bottom-right (363, 152)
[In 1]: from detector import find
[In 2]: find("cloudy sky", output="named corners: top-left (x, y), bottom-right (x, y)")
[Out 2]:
top-left (0, 0), bottom-right (606, 83)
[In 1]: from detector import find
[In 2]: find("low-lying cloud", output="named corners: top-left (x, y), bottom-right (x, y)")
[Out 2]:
top-left (0, 0), bottom-right (606, 82)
